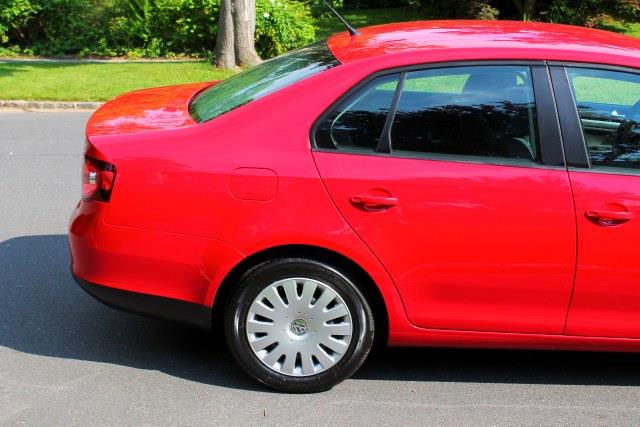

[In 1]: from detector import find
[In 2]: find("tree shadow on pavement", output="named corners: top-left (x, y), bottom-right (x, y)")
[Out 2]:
top-left (2, 234), bottom-right (640, 392)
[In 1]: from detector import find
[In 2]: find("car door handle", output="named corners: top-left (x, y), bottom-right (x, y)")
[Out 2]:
top-left (350, 194), bottom-right (398, 211)
top-left (585, 209), bottom-right (633, 225)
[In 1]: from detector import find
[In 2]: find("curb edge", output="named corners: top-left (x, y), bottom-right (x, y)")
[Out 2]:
top-left (0, 100), bottom-right (103, 111)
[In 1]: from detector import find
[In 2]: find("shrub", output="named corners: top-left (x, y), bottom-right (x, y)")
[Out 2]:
top-left (543, 0), bottom-right (639, 26)
top-left (424, 0), bottom-right (500, 20)
top-left (27, 0), bottom-right (109, 55)
top-left (105, 0), bottom-right (221, 57)
top-left (256, 0), bottom-right (316, 57)
top-left (0, 0), bottom-right (316, 59)
top-left (0, 0), bottom-right (37, 44)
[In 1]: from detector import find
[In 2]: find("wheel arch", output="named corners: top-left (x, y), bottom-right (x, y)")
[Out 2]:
top-left (211, 244), bottom-right (389, 348)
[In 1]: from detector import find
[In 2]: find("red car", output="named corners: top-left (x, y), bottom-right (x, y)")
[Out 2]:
top-left (70, 20), bottom-right (640, 392)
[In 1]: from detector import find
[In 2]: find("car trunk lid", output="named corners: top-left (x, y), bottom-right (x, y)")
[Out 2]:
top-left (86, 81), bottom-right (218, 137)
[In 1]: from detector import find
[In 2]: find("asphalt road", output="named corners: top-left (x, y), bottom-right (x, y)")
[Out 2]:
top-left (2, 111), bottom-right (640, 426)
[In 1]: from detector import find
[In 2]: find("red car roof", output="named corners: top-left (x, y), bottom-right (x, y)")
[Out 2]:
top-left (327, 20), bottom-right (640, 65)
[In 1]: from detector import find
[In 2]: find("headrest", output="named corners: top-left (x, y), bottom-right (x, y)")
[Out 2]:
top-left (463, 72), bottom-right (520, 93)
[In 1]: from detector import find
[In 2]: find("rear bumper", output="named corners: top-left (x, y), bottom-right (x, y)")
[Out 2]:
top-left (68, 199), bottom-right (244, 326)
top-left (73, 273), bottom-right (212, 329)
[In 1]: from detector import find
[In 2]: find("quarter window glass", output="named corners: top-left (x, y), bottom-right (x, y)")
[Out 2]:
top-left (190, 41), bottom-right (338, 123)
top-left (567, 68), bottom-right (640, 170)
top-left (315, 74), bottom-right (399, 151)
top-left (391, 66), bottom-right (539, 163)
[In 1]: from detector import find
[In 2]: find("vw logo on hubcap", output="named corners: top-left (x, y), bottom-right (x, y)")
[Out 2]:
top-left (290, 318), bottom-right (308, 336)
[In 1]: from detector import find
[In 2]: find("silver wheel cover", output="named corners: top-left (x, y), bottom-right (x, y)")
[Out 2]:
top-left (245, 277), bottom-right (354, 377)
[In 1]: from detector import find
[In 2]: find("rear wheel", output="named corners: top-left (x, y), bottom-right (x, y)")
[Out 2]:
top-left (224, 258), bottom-right (375, 393)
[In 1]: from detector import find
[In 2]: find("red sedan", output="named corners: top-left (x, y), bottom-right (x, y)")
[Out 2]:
top-left (69, 20), bottom-right (640, 392)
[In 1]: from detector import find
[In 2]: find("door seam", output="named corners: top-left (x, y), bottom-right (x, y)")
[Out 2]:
top-left (545, 61), bottom-right (580, 333)
top-left (561, 159), bottom-right (580, 334)
top-left (309, 150), bottom-right (412, 320)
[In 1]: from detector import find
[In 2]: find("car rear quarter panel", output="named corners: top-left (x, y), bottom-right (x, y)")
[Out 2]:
top-left (69, 201), bottom-right (244, 304)
top-left (87, 64), bottom-right (411, 337)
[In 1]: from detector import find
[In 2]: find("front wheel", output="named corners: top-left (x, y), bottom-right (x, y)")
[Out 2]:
top-left (224, 258), bottom-right (375, 393)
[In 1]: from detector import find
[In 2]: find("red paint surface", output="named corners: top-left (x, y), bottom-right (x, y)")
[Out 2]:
top-left (313, 153), bottom-right (576, 334)
top-left (564, 171), bottom-right (640, 338)
top-left (69, 21), bottom-right (640, 352)
top-left (229, 168), bottom-right (278, 201)
top-left (86, 81), bottom-right (215, 136)
top-left (328, 20), bottom-right (640, 66)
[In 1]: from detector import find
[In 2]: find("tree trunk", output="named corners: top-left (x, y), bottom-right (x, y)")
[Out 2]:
top-left (232, 0), bottom-right (261, 67)
top-left (214, 0), bottom-right (236, 69)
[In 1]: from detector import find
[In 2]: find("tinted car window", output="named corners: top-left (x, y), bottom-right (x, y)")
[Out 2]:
top-left (566, 67), bottom-right (640, 170)
top-left (391, 66), bottom-right (539, 163)
top-left (190, 41), bottom-right (338, 123)
top-left (315, 74), bottom-right (399, 151)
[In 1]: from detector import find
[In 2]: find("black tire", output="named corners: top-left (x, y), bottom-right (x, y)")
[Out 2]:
top-left (224, 258), bottom-right (375, 393)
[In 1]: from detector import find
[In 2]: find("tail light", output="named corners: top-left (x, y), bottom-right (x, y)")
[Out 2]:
top-left (82, 156), bottom-right (116, 202)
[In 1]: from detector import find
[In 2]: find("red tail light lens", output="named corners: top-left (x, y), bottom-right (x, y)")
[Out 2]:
top-left (82, 156), bottom-right (116, 202)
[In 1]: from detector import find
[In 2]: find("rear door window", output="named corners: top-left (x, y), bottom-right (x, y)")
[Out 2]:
top-left (315, 65), bottom-right (541, 165)
top-left (566, 68), bottom-right (640, 171)
top-left (390, 66), bottom-right (539, 164)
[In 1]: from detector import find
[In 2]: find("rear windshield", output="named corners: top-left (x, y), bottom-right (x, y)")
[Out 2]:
top-left (190, 41), bottom-right (339, 123)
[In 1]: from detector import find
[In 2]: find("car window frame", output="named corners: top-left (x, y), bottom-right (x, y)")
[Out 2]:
top-left (310, 60), bottom-right (567, 170)
top-left (549, 62), bottom-right (640, 177)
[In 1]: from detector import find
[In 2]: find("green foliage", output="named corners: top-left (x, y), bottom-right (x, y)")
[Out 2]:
top-left (256, 0), bottom-right (316, 57)
top-left (102, 0), bottom-right (220, 57)
top-left (26, 0), bottom-right (109, 55)
top-left (0, 0), bottom-right (37, 43)
top-left (543, 0), bottom-right (639, 26)
top-left (0, 0), bottom-right (316, 58)
top-left (423, 0), bottom-right (500, 19)
top-left (309, 0), bottom-right (343, 18)
top-left (471, 1), bottom-right (501, 19)
top-left (342, 0), bottom-right (410, 9)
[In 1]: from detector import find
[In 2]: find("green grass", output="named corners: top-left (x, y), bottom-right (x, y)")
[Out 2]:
top-left (315, 7), bottom-right (423, 39)
top-left (0, 61), bottom-right (235, 102)
top-left (590, 17), bottom-right (640, 42)
top-left (624, 22), bottom-right (640, 38)
top-left (572, 75), bottom-right (640, 105)
top-left (597, 18), bottom-right (640, 38)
